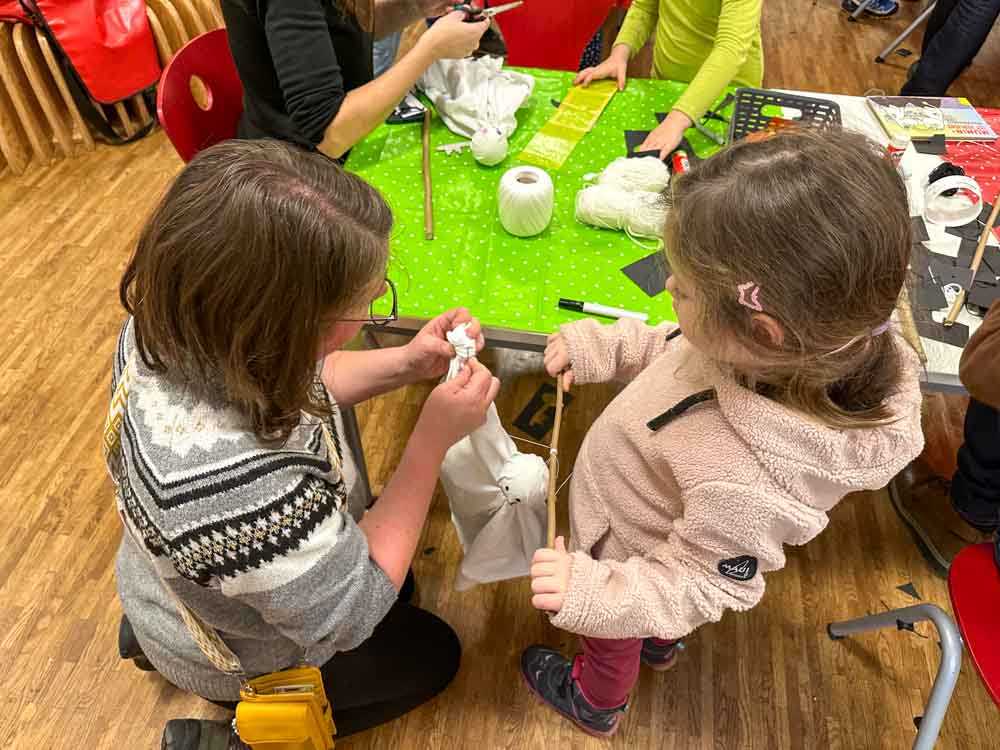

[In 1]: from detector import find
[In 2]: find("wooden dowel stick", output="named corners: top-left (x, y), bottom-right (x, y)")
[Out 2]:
top-left (944, 198), bottom-right (1000, 326)
top-left (546, 373), bottom-right (565, 548)
top-left (422, 108), bottom-right (434, 240)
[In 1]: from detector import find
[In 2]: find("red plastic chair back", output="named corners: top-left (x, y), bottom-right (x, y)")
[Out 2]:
top-left (949, 542), bottom-right (1000, 706)
top-left (157, 28), bottom-right (244, 163)
top-left (495, 0), bottom-right (615, 72)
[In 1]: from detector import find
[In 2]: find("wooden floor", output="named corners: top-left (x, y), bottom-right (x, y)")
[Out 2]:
top-left (2, 4), bottom-right (999, 748)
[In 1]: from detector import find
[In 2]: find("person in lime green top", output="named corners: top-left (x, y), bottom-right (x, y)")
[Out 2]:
top-left (576, 0), bottom-right (764, 158)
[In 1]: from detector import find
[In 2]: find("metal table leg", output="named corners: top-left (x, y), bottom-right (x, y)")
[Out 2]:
top-left (849, 0), bottom-right (875, 21)
top-left (341, 404), bottom-right (374, 509)
top-left (876, 1), bottom-right (937, 62)
top-left (828, 603), bottom-right (963, 750)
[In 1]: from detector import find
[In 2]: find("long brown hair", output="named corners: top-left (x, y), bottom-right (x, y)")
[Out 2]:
top-left (120, 139), bottom-right (392, 444)
top-left (665, 128), bottom-right (913, 428)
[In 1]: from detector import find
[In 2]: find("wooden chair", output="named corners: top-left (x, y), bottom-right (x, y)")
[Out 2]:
top-left (0, 0), bottom-right (224, 176)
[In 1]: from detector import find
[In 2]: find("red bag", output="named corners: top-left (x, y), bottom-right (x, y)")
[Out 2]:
top-left (18, 0), bottom-right (161, 144)
top-left (0, 0), bottom-right (30, 22)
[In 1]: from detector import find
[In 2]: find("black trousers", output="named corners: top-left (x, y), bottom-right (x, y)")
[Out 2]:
top-left (952, 398), bottom-right (1000, 532)
top-left (901, 0), bottom-right (1000, 96)
top-left (213, 598), bottom-right (460, 738)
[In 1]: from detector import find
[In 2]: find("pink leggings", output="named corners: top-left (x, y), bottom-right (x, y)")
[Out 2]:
top-left (574, 636), bottom-right (677, 709)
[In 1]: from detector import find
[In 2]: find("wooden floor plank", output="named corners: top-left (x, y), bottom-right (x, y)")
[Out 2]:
top-left (1, 6), bottom-right (998, 748)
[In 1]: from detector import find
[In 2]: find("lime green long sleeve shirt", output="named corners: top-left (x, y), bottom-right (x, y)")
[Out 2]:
top-left (615, 0), bottom-right (764, 122)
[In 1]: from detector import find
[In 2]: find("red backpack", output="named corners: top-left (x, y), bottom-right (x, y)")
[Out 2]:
top-left (16, 0), bottom-right (161, 144)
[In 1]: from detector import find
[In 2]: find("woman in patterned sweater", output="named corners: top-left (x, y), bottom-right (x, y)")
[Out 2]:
top-left (111, 139), bottom-right (499, 749)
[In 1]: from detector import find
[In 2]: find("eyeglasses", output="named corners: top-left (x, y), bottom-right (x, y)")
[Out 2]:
top-left (340, 278), bottom-right (398, 327)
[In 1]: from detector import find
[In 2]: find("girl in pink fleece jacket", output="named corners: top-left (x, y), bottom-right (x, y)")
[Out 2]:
top-left (521, 129), bottom-right (925, 737)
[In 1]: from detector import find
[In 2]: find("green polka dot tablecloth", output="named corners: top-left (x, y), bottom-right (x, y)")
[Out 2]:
top-left (346, 69), bottom-right (727, 335)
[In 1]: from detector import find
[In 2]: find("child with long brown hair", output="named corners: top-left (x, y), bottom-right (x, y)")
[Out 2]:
top-left (521, 129), bottom-right (925, 737)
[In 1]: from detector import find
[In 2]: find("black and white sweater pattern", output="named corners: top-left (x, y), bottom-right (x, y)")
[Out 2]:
top-left (111, 319), bottom-right (396, 701)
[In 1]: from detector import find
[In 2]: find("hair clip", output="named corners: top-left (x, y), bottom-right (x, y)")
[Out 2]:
top-left (737, 282), bottom-right (764, 312)
top-left (870, 320), bottom-right (892, 337)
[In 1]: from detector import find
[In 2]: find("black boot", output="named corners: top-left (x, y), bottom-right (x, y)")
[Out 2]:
top-left (520, 646), bottom-right (626, 738)
top-left (161, 719), bottom-right (249, 750)
top-left (118, 615), bottom-right (155, 671)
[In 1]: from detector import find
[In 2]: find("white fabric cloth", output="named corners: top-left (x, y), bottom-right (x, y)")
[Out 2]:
top-left (418, 56), bottom-right (534, 140)
top-left (439, 324), bottom-right (549, 590)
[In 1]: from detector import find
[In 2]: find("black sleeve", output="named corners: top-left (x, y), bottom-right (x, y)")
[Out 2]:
top-left (263, 0), bottom-right (346, 146)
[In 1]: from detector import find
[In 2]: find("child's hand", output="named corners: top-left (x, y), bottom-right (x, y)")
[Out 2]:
top-left (530, 536), bottom-right (571, 613)
top-left (543, 333), bottom-right (574, 390)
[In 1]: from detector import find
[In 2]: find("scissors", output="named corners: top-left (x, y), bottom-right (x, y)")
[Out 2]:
top-left (453, 0), bottom-right (523, 21)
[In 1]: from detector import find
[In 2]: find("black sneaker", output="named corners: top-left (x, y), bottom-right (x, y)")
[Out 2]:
top-left (118, 615), bottom-right (155, 671)
top-left (161, 720), bottom-right (249, 750)
top-left (520, 646), bottom-right (626, 738)
top-left (640, 638), bottom-right (681, 672)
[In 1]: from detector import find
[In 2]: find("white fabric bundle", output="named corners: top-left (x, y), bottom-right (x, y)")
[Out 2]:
top-left (418, 56), bottom-right (534, 141)
top-left (597, 157), bottom-right (670, 193)
top-left (576, 183), bottom-right (668, 239)
top-left (438, 324), bottom-right (549, 590)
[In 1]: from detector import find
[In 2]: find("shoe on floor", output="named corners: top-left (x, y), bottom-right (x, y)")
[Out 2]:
top-left (520, 646), bottom-right (626, 738)
top-left (162, 720), bottom-right (249, 750)
top-left (842, 0), bottom-right (899, 17)
top-left (118, 615), bottom-right (156, 671)
top-left (640, 638), bottom-right (681, 672)
top-left (889, 462), bottom-right (989, 577)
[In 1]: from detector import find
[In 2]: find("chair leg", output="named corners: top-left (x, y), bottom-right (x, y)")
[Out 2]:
top-left (876, 1), bottom-right (938, 62)
top-left (828, 604), bottom-right (962, 750)
top-left (849, 0), bottom-right (875, 22)
top-left (341, 404), bottom-right (374, 508)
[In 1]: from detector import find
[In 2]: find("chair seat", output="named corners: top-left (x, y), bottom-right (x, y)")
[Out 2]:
top-left (949, 542), bottom-right (1000, 706)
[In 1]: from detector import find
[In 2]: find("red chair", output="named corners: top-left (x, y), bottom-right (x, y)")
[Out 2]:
top-left (494, 0), bottom-right (616, 71)
top-left (827, 542), bottom-right (1000, 749)
top-left (156, 28), bottom-right (243, 163)
top-left (949, 542), bottom-right (1000, 706)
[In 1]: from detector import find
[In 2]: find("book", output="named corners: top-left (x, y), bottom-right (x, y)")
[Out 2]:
top-left (867, 96), bottom-right (997, 141)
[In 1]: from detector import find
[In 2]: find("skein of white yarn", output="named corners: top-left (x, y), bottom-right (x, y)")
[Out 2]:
top-left (471, 127), bottom-right (509, 166)
top-left (498, 167), bottom-right (554, 237)
top-left (597, 156), bottom-right (670, 193)
top-left (575, 184), bottom-right (667, 239)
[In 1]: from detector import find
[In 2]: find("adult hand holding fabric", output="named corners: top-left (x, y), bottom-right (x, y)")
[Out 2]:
top-left (416, 358), bottom-right (500, 453)
top-left (574, 44), bottom-right (630, 91)
top-left (420, 11), bottom-right (490, 60)
top-left (404, 307), bottom-right (486, 381)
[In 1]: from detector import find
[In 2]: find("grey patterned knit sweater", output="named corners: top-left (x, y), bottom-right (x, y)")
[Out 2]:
top-left (111, 319), bottom-right (397, 701)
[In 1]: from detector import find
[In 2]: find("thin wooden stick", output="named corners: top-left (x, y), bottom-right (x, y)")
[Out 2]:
top-left (422, 108), bottom-right (434, 240)
top-left (546, 373), bottom-right (565, 548)
top-left (944, 198), bottom-right (1000, 326)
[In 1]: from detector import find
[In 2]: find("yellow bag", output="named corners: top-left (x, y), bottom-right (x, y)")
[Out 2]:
top-left (235, 666), bottom-right (336, 750)
top-left (106, 358), bottom-right (339, 750)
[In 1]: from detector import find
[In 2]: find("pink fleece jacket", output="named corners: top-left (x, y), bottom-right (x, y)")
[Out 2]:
top-left (552, 319), bottom-right (924, 641)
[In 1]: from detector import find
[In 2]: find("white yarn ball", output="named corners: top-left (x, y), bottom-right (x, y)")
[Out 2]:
top-left (471, 127), bottom-right (509, 166)
top-left (597, 156), bottom-right (670, 193)
top-left (575, 184), bottom-right (667, 239)
top-left (498, 167), bottom-right (554, 237)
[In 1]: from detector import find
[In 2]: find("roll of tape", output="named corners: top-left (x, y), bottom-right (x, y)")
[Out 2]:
top-left (498, 166), bottom-right (554, 237)
top-left (924, 175), bottom-right (982, 227)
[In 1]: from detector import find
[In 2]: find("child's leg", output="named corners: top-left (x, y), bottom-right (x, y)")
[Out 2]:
top-left (575, 636), bottom-right (643, 708)
top-left (640, 636), bottom-right (681, 671)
